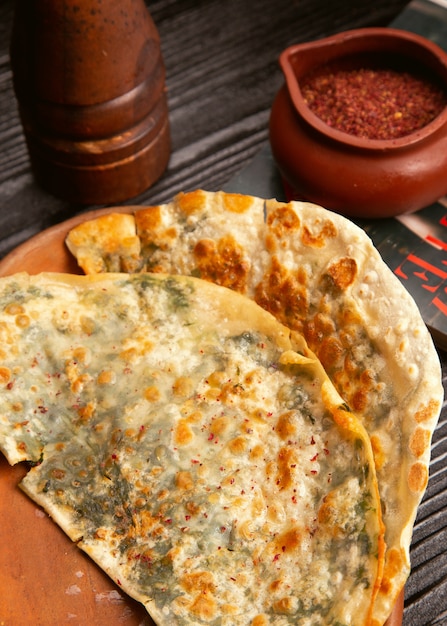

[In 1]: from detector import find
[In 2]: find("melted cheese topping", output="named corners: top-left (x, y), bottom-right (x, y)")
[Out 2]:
top-left (0, 272), bottom-right (383, 626)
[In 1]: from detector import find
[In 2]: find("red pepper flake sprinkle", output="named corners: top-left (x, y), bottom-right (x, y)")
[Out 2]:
top-left (301, 60), bottom-right (447, 139)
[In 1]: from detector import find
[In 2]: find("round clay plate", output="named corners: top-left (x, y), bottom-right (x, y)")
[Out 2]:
top-left (0, 209), bottom-right (404, 626)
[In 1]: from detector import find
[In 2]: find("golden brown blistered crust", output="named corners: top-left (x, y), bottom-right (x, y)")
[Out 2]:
top-left (301, 217), bottom-right (337, 247)
top-left (65, 190), bottom-right (444, 626)
top-left (260, 197), bottom-right (442, 623)
top-left (176, 189), bottom-right (208, 215)
top-left (193, 235), bottom-right (250, 293)
top-left (0, 272), bottom-right (385, 626)
top-left (326, 257), bottom-right (358, 291)
top-left (266, 204), bottom-right (300, 247)
top-left (134, 205), bottom-right (179, 261)
top-left (254, 256), bottom-right (308, 330)
top-left (66, 213), bottom-right (141, 274)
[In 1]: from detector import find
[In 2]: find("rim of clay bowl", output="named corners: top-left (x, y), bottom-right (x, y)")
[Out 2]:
top-left (280, 27), bottom-right (447, 150)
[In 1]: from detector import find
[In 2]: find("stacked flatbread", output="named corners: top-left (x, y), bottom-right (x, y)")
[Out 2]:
top-left (0, 190), bottom-right (442, 625)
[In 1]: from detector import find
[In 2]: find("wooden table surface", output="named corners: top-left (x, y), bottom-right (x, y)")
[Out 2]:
top-left (0, 1), bottom-right (446, 625)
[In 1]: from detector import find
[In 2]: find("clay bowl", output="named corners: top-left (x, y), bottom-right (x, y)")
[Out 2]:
top-left (269, 28), bottom-right (447, 218)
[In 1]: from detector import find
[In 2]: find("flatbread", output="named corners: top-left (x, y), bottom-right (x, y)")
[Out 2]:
top-left (66, 189), bottom-right (444, 624)
top-left (0, 271), bottom-right (384, 625)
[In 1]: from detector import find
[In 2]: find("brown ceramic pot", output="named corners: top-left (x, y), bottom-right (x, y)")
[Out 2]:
top-left (10, 0), bottom-right (170, 204)
top-left (269, 28), bottom-right (447, 218)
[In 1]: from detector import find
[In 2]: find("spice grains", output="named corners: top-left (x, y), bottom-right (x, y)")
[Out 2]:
top-left (301, 60), bottom-right (447, 140)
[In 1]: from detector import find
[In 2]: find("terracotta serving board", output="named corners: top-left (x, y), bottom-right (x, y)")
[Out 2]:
top-left (0, 210), bottom-right (404, 626)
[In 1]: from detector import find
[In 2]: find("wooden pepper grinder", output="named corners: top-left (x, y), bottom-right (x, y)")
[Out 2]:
top-left (10, 0), bottom-right (171, 204)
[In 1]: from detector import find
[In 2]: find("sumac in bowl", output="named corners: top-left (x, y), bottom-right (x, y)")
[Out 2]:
top-left (269, 28), bottom-right (447, 218)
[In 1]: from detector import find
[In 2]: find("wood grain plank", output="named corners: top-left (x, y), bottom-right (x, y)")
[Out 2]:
top-left (4, 2), bottom-right (446, 625)
top-left (0, 0), bottom-right (412, 262)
